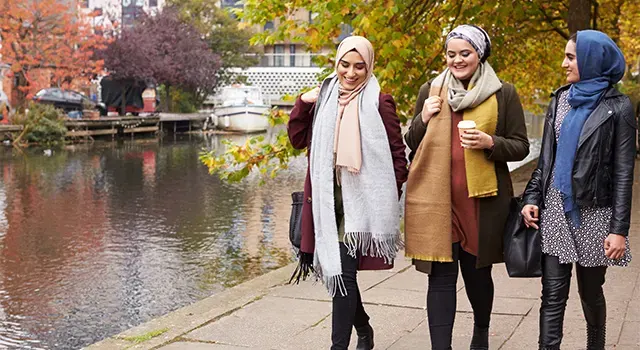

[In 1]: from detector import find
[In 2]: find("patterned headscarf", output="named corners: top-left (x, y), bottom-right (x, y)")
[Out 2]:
top-left (446, 25), bottom-right (491, 62)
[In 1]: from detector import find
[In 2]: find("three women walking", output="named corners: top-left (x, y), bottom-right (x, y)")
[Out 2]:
top-left (288, 25), bottom-right (634, 350)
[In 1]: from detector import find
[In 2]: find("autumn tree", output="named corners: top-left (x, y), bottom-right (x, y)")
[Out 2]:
top-left (98, 23), bottom-right (154, 115)
top-left (101, 8), bottom-right (222, 112)
top-left (0, 0), bottom-right (108, 109)
top-left (201, 0), bottom-right (640, 182)
top-left (167, 0), bottom-right (259, 88)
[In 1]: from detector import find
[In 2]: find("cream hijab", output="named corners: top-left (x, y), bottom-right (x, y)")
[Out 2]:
top-left (333, 36), bottom-right (375, 174)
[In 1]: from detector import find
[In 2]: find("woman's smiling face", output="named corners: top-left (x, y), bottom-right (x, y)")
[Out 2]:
top-left (562, 39), bottom-right (580, 84)
top-left (446, 38), bottom-right (480, 81)
top-left (337, 50), bottom-right (367, 90)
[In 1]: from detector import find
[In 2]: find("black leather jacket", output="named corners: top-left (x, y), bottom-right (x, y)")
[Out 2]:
top-left (523, 85), bottom-right (637, 236)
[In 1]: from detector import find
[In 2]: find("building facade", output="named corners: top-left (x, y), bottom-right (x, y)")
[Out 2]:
top-left (80, 0), bottom-right (166, 28)
top-left (218, 3), bottom-right (333, 104)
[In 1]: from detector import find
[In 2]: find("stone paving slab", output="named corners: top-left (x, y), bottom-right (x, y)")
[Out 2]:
top-left (377, 266), bottom-right (466, 293)
top-left (500, 313), bottom-right (626, 349)
top-left (85, 264), bottom-right (298, 350)
top-left (387, 313), bottom-right (524, 350)
top-left (362, 285), bottom-right (426, 310)
top-left (160, 342), bottom-right (250, 349)
top-left (270, 267), bottom-right (401, 302)
top-left (283, 304), bottom-right (425, 350)
top-left (184, 296), bottom-right (331, 348)
top-left (619, 321), bottom-right (640, 347)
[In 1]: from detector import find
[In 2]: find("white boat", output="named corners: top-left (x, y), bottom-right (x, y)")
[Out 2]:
top-left (209, 85), bottom-right (271, 133)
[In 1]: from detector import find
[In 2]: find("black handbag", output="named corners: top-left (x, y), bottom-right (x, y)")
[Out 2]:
top-left (289, 191), bottom-right (304, 249)
top-left (503, 196), bottom-right (542, 278)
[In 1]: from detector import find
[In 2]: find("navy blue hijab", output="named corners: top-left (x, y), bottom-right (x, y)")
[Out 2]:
top-left (553, 30), bottom-right (626, 226)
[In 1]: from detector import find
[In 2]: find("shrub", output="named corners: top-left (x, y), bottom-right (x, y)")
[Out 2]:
top-left (13, 103), bottom-right (67, 147)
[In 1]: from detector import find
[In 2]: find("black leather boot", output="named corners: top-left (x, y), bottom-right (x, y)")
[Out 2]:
top-left (575, 265), bottom-right (607, 350)
top-left (586, 324), bottom-right (605, 350)
top-left (538, 345), bottom-right (560, 350)
top-left (355, 324), bottom-right (374, 350)
top-left (470, 325), bottom-right (489, 350)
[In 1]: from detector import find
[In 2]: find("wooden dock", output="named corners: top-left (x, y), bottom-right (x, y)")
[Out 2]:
top-left (159, 112), bottom-right (208, 133)
top-left (65, 116), bottom-right (160, 139)
top-left (2, 113), bottom-right (208, 142)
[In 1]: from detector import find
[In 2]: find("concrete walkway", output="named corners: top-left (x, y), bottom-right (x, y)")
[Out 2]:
top-left (87, 162), bottom-right (640, 350)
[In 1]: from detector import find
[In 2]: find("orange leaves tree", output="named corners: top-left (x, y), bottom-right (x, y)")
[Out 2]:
top-left (201, 0), bottom-right (640, 182)
top-left (0, 0), bottom-right (108, 109)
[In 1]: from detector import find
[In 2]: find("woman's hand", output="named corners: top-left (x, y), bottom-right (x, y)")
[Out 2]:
top-left (460, 129), bottom-right (494, 150)
top-left (604, 234), bottom-right (626, 260)
top-left (421, 96), bottom-right (443, 124)
top-left (521, 204), bottom-right (539, 229)
top-left (301, 87), bottom-right (320, 104)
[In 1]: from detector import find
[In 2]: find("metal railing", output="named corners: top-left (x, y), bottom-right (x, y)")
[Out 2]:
top-left (246, 53), bottom-right (323, 68)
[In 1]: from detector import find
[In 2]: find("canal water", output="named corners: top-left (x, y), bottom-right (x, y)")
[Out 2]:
top-left (0, 134), bottom-right (305, 349)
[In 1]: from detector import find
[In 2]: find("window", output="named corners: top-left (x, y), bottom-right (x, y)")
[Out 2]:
top-left (264, 21), bottom-right (274, 31)
top-left (81, 0), bottom-right (89, 7)
top-left (289, 45), bottom-right (296, 67)
top-left (149, 0), bottom-right (157, 6)
top-left (274, 45), bottom-right (285, 67)
top-left (338, 24), bottom-right (354, 41)
top-left (308, 12), bottom-right (318, 24)
top-left (221, 0), bottom-right (243, 8)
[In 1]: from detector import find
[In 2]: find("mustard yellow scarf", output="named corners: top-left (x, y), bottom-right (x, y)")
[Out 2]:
top-left (404, 64), bottom-right (501, 262)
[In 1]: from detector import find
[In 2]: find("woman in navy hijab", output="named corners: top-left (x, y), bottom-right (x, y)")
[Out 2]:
top-left (522, 30), bottom-right (635, 350)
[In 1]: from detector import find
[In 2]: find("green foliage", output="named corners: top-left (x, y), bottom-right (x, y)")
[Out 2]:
top-left (167, 0), bottom-right (259, 88)
top-left (202, 0), bottom-right (640, 183)
top-left (121, 328), bottom-right (169, 344)
top-left (158, 85), bottom-right (200, 113)
top-left (199, 109), bottom-right (304, 183)
top-left (13, 103), bottom-right (67, 147)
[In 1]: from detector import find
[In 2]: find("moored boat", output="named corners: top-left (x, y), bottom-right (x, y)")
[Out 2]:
top-left (209, 85), bottom-right (271, 133)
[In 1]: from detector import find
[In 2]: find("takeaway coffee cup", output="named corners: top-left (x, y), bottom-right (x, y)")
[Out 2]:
top-left (457, 120), bottom-right (477, 147)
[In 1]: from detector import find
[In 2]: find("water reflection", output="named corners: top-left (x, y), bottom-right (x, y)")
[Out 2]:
top-left (0, 135), bottom-right (304, 349)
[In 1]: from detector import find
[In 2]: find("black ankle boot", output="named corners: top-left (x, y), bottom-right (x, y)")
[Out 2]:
top-left (586, 324), bottom-right (605, 350)
top-left (538, 346), bottom-right (560, 350)
top-left (470, 325), bottom-right (489, 350)
top-left (355, 324), bottom-right (374, 350)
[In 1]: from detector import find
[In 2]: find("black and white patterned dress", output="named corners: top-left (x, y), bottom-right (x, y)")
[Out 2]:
top-left (539, 90), bottom-right (632, 267)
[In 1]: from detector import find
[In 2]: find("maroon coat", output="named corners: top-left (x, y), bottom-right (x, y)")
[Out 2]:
top-left (287, 93), bottom-right (409, 270)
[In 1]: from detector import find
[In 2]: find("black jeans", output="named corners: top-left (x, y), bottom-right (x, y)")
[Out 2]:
top-left (427, 243), bottom-right (494, 350)
top-left (331, 243), bottom-right (370, 350)
top-left (539, 254), bottom-right (607, 348)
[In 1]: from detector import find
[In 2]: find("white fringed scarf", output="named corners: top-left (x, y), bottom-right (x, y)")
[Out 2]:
top-left (310, 74), bottom-right (402, 296)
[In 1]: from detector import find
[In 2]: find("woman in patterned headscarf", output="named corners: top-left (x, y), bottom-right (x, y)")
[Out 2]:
top-left (522, 30), bottom-right (634, 350)
top-left (288, 36), bottom-right (408, 350)
top-left (404, 25), bottom-right (529, 349)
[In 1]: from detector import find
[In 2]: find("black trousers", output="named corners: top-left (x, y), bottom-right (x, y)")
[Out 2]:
top-left (331, 243), bottom-right (370, 350)
top-left (427, 243), bottom-right (495, 350)
top-left (539, 254), bottom-right (607, 348)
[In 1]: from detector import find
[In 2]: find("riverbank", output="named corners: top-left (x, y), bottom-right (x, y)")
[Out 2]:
top-left (88, 160), bottom-right (639, 349)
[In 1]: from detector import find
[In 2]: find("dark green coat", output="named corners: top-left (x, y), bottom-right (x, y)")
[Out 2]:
top-left (405, 81), bottom-right (530, 269)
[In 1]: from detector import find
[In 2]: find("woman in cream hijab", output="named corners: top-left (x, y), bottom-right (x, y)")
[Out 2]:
top-left (287, 36), bottom-right (408, 350)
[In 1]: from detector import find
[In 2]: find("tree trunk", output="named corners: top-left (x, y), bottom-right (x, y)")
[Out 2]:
top-left (15, 72), bottom-right (29, 111)
top-left (121, 84), bottom-right (127, 116)
top-left (165, 85), bottom-right (171, 112)
top-left (567, 0), bottom-right (593, 34)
